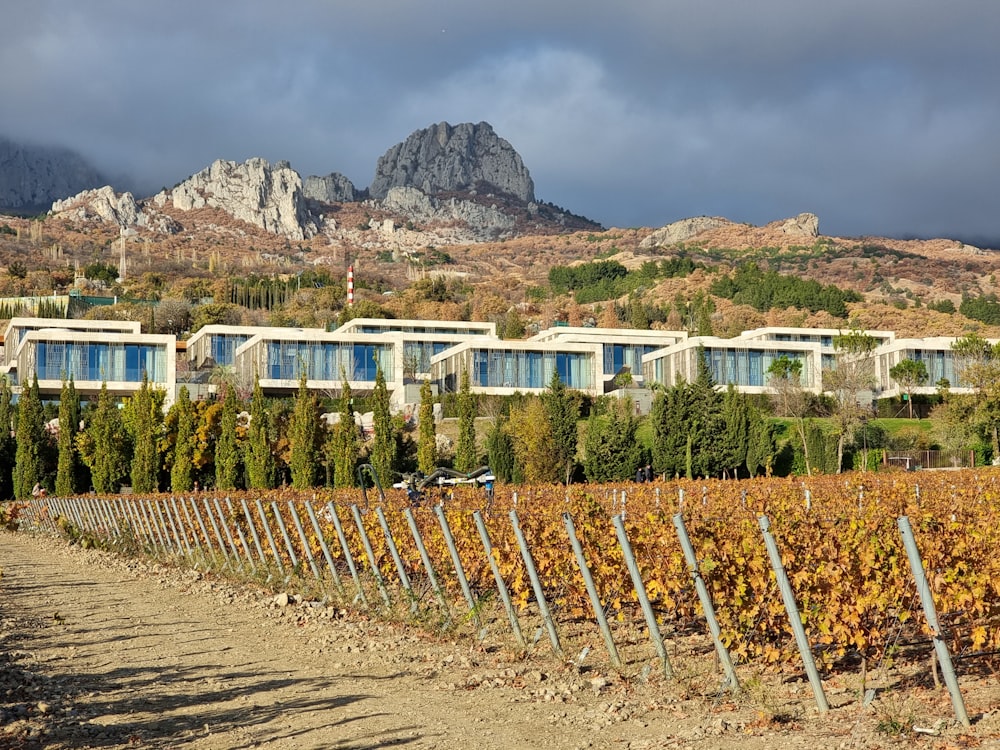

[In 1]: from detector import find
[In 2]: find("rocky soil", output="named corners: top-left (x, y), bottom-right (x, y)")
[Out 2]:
top-left (1, 530), bottom-right (997, 749)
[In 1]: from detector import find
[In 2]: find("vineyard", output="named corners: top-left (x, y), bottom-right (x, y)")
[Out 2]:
top-left (13, 469), bottom-right (1000, 710)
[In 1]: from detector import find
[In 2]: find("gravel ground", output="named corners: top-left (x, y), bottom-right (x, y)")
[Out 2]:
top-left (1, 530), bottom-right (997, 749)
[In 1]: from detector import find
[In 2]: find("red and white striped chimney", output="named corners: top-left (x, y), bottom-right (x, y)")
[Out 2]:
top-left (347, 264), bottom-right (355, 306)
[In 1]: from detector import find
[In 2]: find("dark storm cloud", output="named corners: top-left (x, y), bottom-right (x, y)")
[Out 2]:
top-left (3, 0), bottom-right (999, 239)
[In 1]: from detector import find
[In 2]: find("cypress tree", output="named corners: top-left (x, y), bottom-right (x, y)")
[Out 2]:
top-left (485, 416), bottom-right (515, 483)
top-left (453, 369), bottom-right (478, 472)
top-left (333, 380), bottom-right (358, 489)
top-left (13, 375), bottom-right (45, 500)
top-left (245, 375), bottom-right (274, 489)
top-left (215, 385), bottom-right (240, 490)
top-left (127, 374), bottom-right (160, 494)
top-left (89, 383), bottom-right (128, 494)
top-left (582, 399), bottom-right (642, 482)
top-left (509, 397), bottom-right (559, 483)
top-left (745, 405), bottom-right (775, 478)
top-left (719, 385), bottom-right (751, 479)
top-left (417, 378), bottom-right (437, 475)
top-left (541, 369), bottom-right (579, 484)
top-left (55, 378), bottom-right (81, 496)
top-left (289, 371), bottom-right (318, 488)
top-left (171, 386), bottom-right (195, 492)
top-left (0, 376), bottom-right (15, 499)
top-left (370, 365), bottom-right (396, 488)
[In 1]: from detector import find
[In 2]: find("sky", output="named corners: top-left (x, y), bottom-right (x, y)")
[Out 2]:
top-left (3, 1), bottom-right (999, 242)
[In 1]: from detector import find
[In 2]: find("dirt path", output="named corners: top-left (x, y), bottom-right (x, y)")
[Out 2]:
top-left (1, 531), bottom-right (996, 749)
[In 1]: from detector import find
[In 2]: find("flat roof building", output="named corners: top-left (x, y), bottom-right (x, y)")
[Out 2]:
top-left (431, 339), bottom-right (603, 396)
top-left (643, 336), bottom-right (825, 394)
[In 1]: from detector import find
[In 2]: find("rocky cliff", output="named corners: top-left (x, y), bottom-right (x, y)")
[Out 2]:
top-left (0, 137), bottom-right (107, 212)
top-left (153, 158), bottom-right (318, 240)
top-left (369, 122), bottom-right (535, 203)
top-left (51, 186), bottom-right (139, 227)
top-left (640, 216), bottom-right (734, 248)
top-left (303, 172), bottom-right (361, 203)
top-left (381, 186), bottom-right (517, 240)
top-left (640, 212), bottom-right (819, 248)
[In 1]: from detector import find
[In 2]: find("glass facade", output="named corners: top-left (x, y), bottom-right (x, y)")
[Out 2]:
top-left (265, 341), bottom-right (393, 382)
top-left (403, 341), bottom-right (452, 374)
top-left (705, 347), bottom-right (811, 387)
top-left (603, 343), bottom-right (659, 376)
top-left (907, 349), bottom-right (964, 388)
top-left (470, 348), bottom-right (593, 389)
top-left (773, 332), bottom-right (834, 347)
top-left (34, 341), bottom-right (166, 383)
top-left (358, 324), bottom-right (482, 336)
top-left (209, 333), bottom-right (252, 366)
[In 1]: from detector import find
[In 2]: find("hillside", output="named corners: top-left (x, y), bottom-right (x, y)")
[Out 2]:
top-left (1, 203), bottom-right (999, 340)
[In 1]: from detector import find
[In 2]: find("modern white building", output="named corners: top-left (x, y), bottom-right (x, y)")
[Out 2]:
top-left (738, 327), bottom-right (895, 372)
top-left (530, 326), bottom-right (686, 389)
top-left (1, 318), bottom-right (176, 406)
top-left (185, 324), bottom-right (264, 370)
top-left (874, 337), bottom-right (990, 397)
top-left (334, 317), bottom-right (497, 338)
top-left (642, 336), bottom-right (826, 394)
top-left (2, 317), bottom-right (141, 370)
top-left (431, 338), bottom-right (603, 396)
top-left (1, 316), bottom-right (990, 411)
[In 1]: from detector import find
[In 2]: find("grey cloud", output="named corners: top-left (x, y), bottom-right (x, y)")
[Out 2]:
top-left (2, 0), bottom-right (999, 240)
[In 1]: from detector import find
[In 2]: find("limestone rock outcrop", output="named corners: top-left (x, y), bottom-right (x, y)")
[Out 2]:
top-left (775, 212), bottom-right (819, 238)
top-left (640, 216), bottom-right (734, 248)
top-left (51, 186), bottom-right (139, 227)
top-left (382, 186), bottom-right (516, 238)
top-left (153, 158), bottom-right (318, 239)
top-left (0, 137), bottom-right (107, 211)
top-left (370, 122), bottom-right (535, 203)
top-left (303, 172), bottom-right (360, 203)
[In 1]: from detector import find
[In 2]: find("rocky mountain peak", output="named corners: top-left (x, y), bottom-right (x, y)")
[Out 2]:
top-left (0, 137), bottom-right (108, 212)
top-left (369, 122), bottom-right (535, 203)
top-left (152, 157), bottom-right (318, 240)
top-left (51, 186), bottom-right (139, 227)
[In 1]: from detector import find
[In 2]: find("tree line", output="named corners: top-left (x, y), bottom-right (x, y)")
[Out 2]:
top-left (710, 262), bottom-right (862, 318)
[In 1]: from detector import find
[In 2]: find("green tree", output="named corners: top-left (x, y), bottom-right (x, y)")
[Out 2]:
top-left (767, 354), bottom-right (812, 475)
top-left (86, 383), bottom-right (129, 494)
top-left (245, 375), bottom-right (274, 489)
top-left (826, 324), bottom-right (877, 472)
top-left (745, 405), bottom-right (776, 478)
top-left (170, 386), bottom-right (196, 493)
top-left (651, 352), bottom-right (725, 478)
top-left (13, 375), bottom-right (45, 500)
top-left (0, 376), bottom-right (15, 499)
top-left (215, 385), bottom-right (241, 491)
top-left (370, 365), bottom-right (396, 487)
top-left (542, 369), bottom-right (579, 484)
top-left (55, 379), bottom-right (81, 497)
top-left (628, 296), bottom-right (650, 330)
top-left (582, 398), bottom-right (642, 482)
top-left (126, 375), bottom-right (161, 494)
top-left (289, 371), bottom-right (318, 489)
top-left (332, 380), bottom-right (358, 488)
top-left (485, 414), bottom-right (517, 483)
top-left (889, 358), bottom-right (929, 419)
top-left (417, 378), bottom-right (437, 475)
top-left (719, 385), bottom-right (751, 478)
top-left (453, 369), bottom-right (478, 472)
top-left (950, 334), bottom-right (1000, 458)
top-left (508, 398), bottom-right (559, 483)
